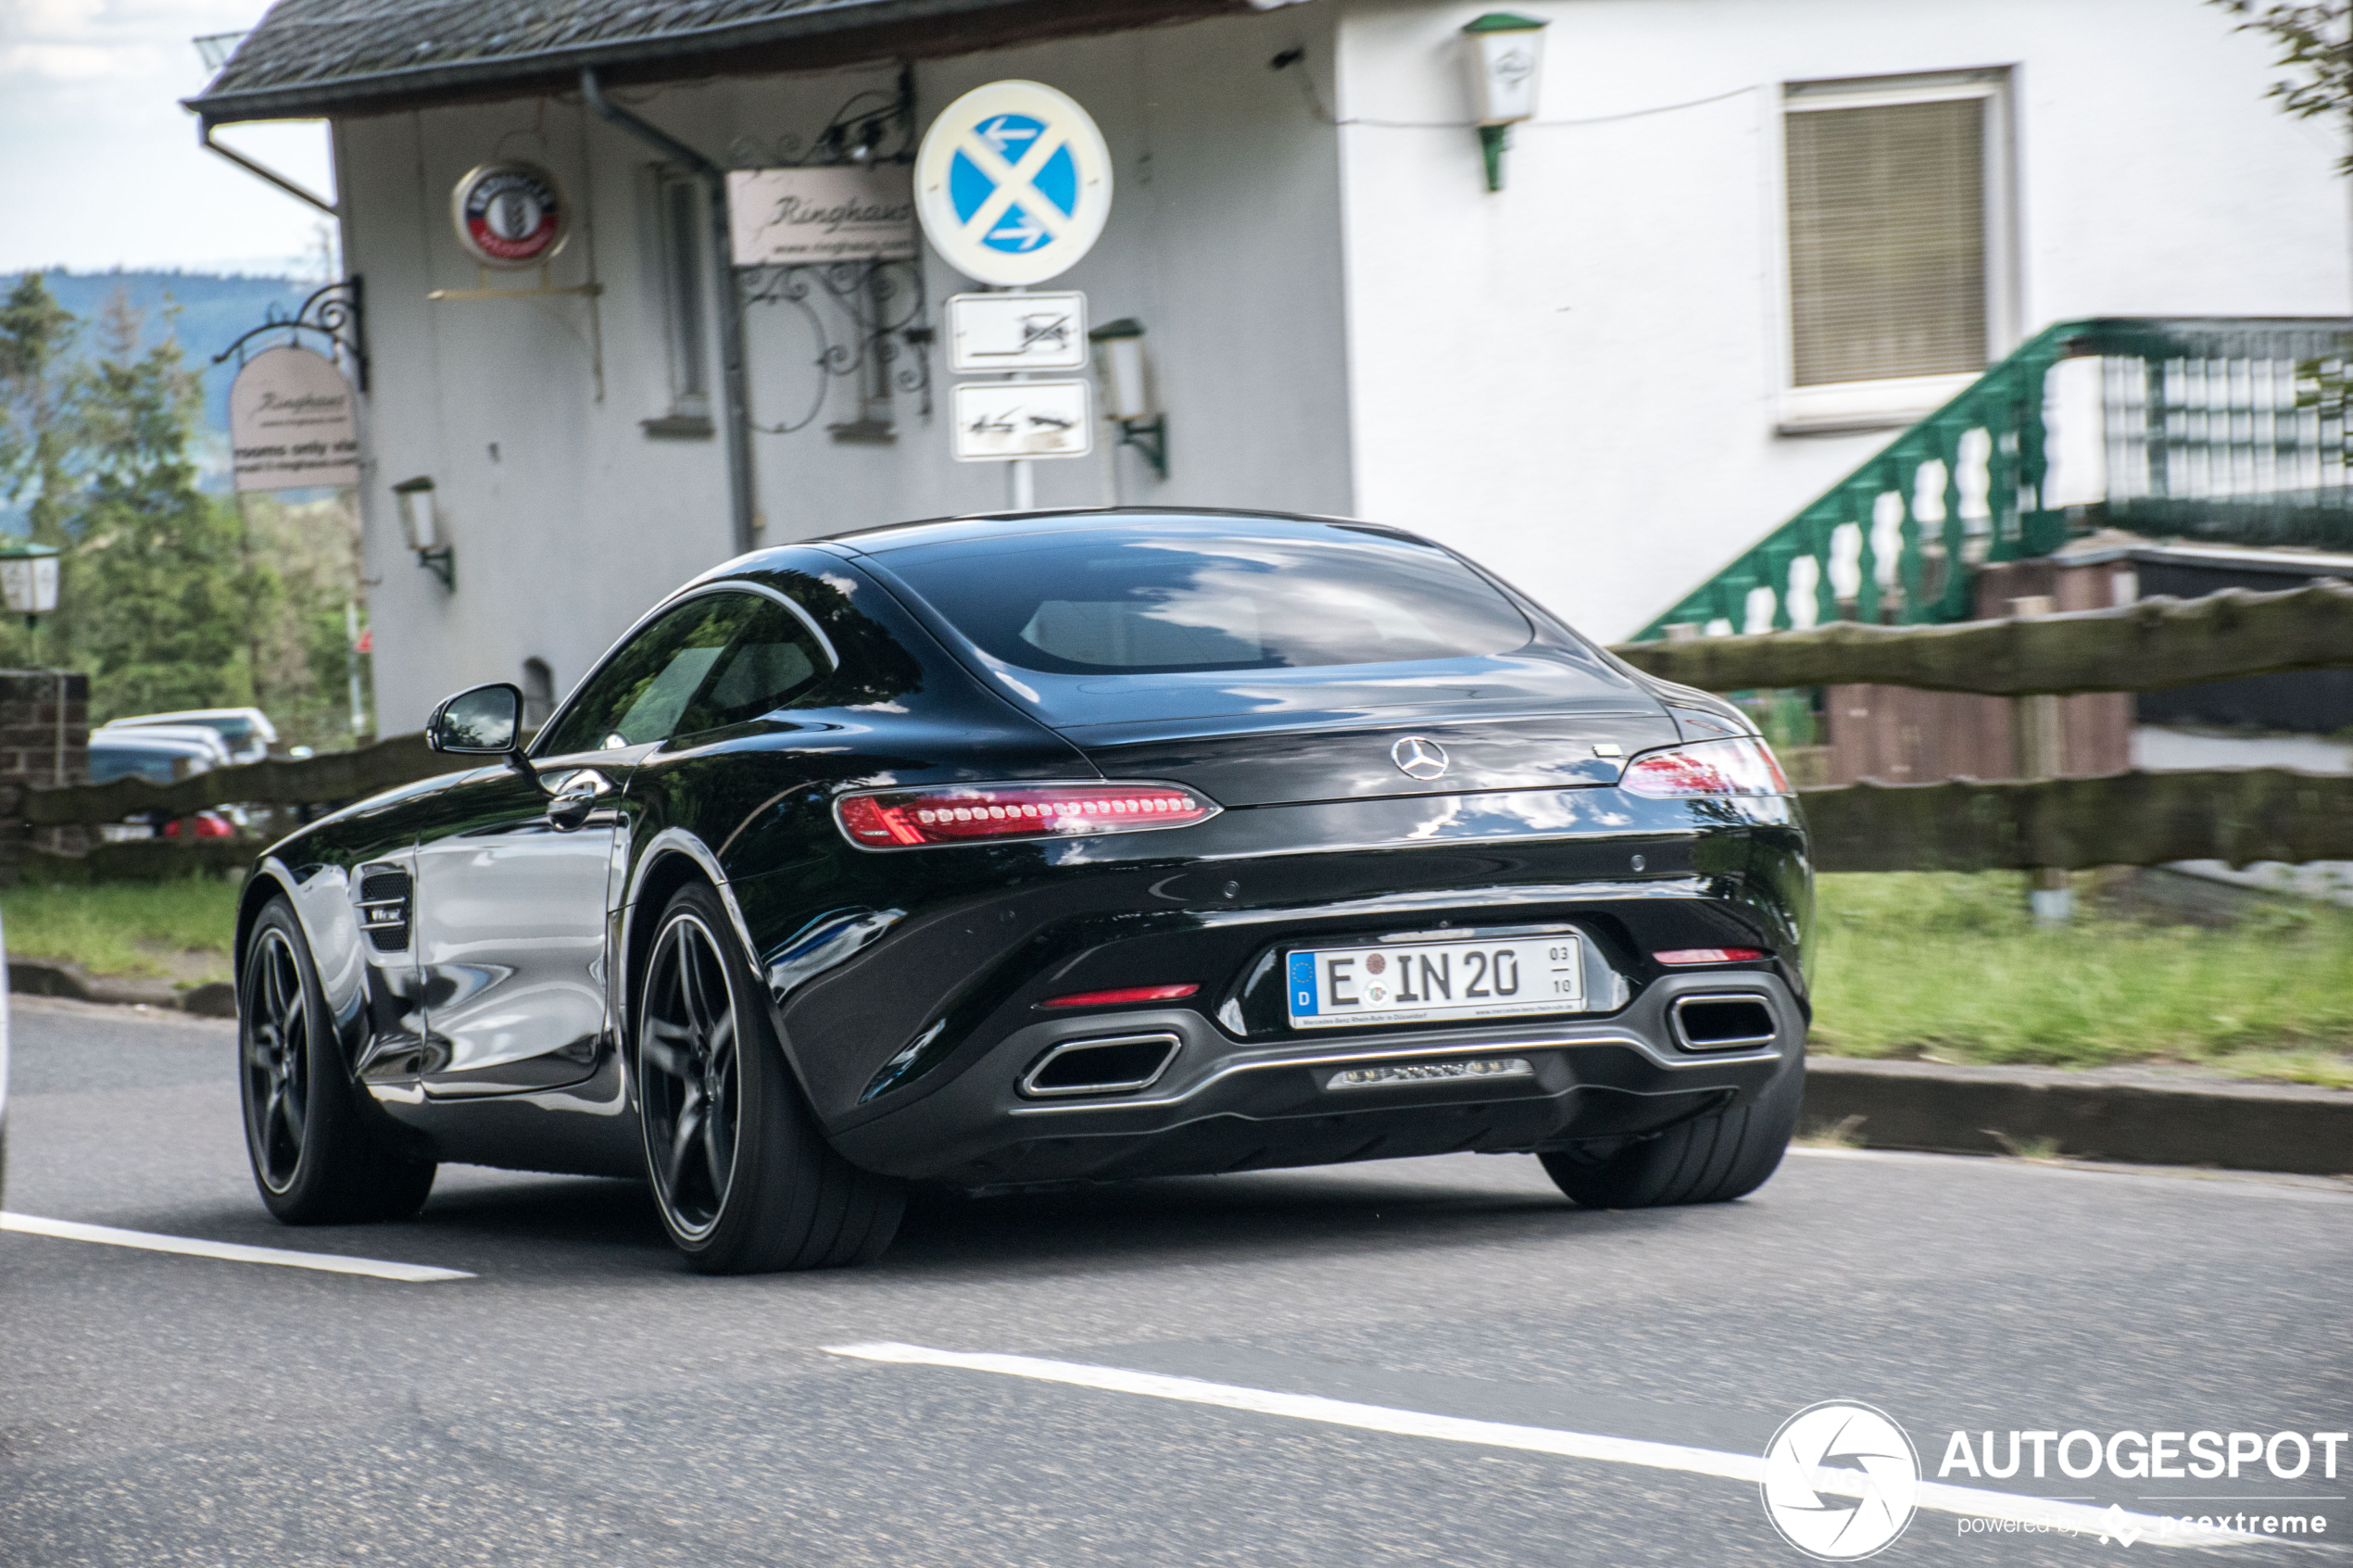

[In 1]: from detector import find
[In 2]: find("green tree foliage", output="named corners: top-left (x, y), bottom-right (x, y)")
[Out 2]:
top-left (0, 272), bottom-right (82, 548)
top-left (0, 277), bottom-right (370, 743)
top-left (2213, 2), bottom-right (2353, 169)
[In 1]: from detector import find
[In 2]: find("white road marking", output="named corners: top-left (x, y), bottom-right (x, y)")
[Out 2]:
top-left (824, 1343), bottom-right (2256, 1549)
top-left (1, 1212), bottom-right (473, 1283)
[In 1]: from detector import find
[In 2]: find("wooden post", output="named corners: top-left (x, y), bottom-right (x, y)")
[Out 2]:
top-left (2007, 595), bottom-right (2073, 922)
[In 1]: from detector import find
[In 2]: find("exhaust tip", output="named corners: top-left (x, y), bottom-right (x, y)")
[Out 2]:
top-left (1020, 1033), bottom-right (1181, 1098)
top-left (1669, 994), bottom-right (1777, 1052)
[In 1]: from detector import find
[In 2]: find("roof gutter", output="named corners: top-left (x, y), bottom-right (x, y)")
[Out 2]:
top-left (580, 68), bottom-right (758, 560)
top-left (197, 118), bottom-right (339, 218)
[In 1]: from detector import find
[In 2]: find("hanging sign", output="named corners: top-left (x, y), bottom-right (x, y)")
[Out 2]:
top-left (451, 162), bottom-right (569, 269)
top-left (726, 166), bottom-right (916, 265)
top-left (229, 345), bottom-right (361, 492)
top-left (947, 291), bottom-right (1088, 372)
top-left (914, 81), bottom-right (1113, 286)
top-left (950, 380), bottom-right (1093, 461)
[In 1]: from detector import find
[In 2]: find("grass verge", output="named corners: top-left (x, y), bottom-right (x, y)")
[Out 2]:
top-left (0, 878), bottom-right (241, 985)
top-left (1809, 872), bottom-right (2353, 1087)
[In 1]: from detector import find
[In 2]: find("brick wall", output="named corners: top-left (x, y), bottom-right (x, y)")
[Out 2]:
top-left (0, 669), bottom-right (89, 788)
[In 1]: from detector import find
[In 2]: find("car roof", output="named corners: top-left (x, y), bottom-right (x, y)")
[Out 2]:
top-left (92, 732), bottom-right (221, 755)
top-left (812, 507), bottom-right (1426, 557)
top-left (107, 707), bottom-right (277, 738)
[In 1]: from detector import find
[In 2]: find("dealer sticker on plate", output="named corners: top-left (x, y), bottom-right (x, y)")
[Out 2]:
top-left (1286, 935), bottom-right (1584, 1030)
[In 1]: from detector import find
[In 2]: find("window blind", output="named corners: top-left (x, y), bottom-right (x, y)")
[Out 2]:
top-left (1786, 96), bottom-right (1986, 387)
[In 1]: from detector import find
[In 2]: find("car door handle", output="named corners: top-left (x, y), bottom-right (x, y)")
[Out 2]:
top-left (546, 771), bottom-right (611, 831)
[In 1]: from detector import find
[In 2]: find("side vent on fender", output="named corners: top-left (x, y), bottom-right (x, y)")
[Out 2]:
top-left (358, 868), bottom-right (413, 953)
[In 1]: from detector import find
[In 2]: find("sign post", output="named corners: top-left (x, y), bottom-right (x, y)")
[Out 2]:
top-left (914, 81), bottom-right (1113, 508)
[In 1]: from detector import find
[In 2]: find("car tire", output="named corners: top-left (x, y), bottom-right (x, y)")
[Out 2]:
top-left (636, 882), bottom-right (904, 1274)
top-left (1538, 1054), bottom-right (1802, 1210)
top-left (241, 897), bottom-right (437, 1224)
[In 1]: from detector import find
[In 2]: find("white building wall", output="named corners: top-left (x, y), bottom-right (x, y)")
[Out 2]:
top-left (341, 7), bottom-right (1353, 734)
top-left (343, 0), bottom-right (2351, 728)
top-left (1330, 0), bottom-right (2351, 642)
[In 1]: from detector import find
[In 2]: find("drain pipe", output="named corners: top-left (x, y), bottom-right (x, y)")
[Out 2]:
top-left (581, 68), bottom-right (757, 558)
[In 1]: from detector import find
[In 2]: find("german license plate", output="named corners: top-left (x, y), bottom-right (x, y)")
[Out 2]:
top-left (1286, 935), bottom-right (1583, 1030)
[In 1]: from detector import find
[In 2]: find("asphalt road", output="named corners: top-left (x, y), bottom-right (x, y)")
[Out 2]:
top-left (3, 997), bottom-right (2347, 1567)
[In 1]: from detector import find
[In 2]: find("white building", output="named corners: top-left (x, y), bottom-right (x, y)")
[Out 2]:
top-left (190, 0), bottom-right (2349, 734)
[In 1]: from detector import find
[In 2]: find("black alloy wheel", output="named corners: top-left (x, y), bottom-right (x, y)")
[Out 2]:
top-left (636, 882), bottom-right (903, 1273)
top-left (239, 897), bottom-right (436, 1223)
top-left (243, 925), bottom-right (312, 1194)
top-left (639, 909), bottom-right (741, 1240)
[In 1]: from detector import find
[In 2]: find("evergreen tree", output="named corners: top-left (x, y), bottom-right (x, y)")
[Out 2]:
top-left (67, 295), bottom-right (272, 720)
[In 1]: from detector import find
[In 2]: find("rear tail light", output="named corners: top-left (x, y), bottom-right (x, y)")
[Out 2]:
top-left (1040, 984), bottom-right (1200, 1010)
top-left (1654, 947), bottom-right (1767, 966)
top-left (1618, 737), bottom-right (1791, 798)
top-left (836, 782), bottom-right (1219, 849)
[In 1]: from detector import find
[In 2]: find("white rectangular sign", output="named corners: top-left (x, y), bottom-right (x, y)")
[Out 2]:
top-left (229, 345), bottom-right (361, 492)
top-left (947, 292), bottom-right (1088, 372)
top-left (726, 167), bottom-right (916, 266)
top-left (951, 380), bottom-right (1093, 461)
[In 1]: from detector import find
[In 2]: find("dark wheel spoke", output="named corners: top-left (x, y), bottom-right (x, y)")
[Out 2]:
top-left (641, 909), bottom-right (747, 1241)
top-left (642, 1031), bottom-right (693, 1082)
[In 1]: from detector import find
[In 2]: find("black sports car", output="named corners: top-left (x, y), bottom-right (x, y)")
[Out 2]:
top-left (237, 510), bottom-right (1810, 1273)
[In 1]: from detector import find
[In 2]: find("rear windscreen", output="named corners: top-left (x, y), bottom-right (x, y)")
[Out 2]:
top-left (879, 530), bottom-right (1534, 674)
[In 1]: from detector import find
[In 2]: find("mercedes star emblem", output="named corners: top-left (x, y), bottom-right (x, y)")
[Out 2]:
top-left (1390, 736), bottom-right (1449, 781)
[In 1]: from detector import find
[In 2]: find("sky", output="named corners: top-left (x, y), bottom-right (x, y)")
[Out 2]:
top-left (2, 0), bottom-right (334, 275)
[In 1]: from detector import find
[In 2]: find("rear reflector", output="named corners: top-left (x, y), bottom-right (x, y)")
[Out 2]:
top-left (1619, 737), bottom-right (1792, 798)
top-left (836, 782), bottom-right (1217, 849)
top-left (1654, 947), bottom-right (1768, 966)
top-left (1039, 984), bottom-right (1200, 1010)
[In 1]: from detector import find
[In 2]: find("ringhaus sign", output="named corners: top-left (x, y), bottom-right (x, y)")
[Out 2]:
top-left (228, 345), bottom-right (360, 492)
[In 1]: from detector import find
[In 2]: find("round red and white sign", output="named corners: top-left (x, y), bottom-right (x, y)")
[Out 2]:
top-left (450, 162), bottom-right (568, 269)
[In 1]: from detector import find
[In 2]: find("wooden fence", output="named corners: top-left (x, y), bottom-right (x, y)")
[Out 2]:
top-left (5, 582), bottom-right (2349, 879)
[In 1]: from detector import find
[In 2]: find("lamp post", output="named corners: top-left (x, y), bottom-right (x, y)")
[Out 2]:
top-left (0, 542), bottom-right (67, 784)
top-left (1463, 13), bottom-right (1548, 193)
top-left (392, 476), bottom-right (455, 590)
top-left (0, 543), bottom-right (61, 633)
top-left (1088, 319), bottom-right (1168, 480)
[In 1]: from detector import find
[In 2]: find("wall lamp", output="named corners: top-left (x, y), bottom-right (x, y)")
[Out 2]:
top-left (1463, 13), bottom-right (1547, 192)
top-left (393, 476), bottom-right (456, 590)
top-left (1089, 318), bottom-right (1168, 480)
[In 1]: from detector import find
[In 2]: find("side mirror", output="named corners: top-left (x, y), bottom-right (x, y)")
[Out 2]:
top-left (427, 684), bottom-right (525, 757)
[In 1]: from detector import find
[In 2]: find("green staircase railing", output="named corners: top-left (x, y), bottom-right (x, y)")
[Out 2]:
top-left (1634, 317), bottom-right (2353, 641)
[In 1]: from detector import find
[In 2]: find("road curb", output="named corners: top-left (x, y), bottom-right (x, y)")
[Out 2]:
top-left (1804, 1056), bottom-right (2353, 1176)
top-left (7, 960), bottom-right (238, 1019)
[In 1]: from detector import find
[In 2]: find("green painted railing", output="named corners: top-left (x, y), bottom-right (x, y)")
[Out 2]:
top-left (1635, 317), bottom-right (2353, 641)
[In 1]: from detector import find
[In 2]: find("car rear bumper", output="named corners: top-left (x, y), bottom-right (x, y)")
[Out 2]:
top-left (826, 971), bottom-right (1804, 1186)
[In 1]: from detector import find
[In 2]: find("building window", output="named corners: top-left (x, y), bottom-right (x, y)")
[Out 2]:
top-left (644, 171), bottom-right (712, 439)
top-left (522, 658), bottom-right (555, 730)
top-left (1780, 70), bottom-right (2011, 433)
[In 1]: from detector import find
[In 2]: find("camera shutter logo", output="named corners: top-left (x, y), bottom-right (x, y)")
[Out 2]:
top-left (1391, 736), bottom-right (1449, 781)
top-left (451, 163), bottom-right (568, 269)
top-left (1761, 1401), bottom-right (1919, 1560)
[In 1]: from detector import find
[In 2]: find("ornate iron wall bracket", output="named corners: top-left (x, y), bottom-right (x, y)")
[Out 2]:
top-left (1116, 415), bottom-right (1169, 479)
top-left (730, 69), bottom-right (934, 442)
top-left (212, 277), bottom-right (369, 392)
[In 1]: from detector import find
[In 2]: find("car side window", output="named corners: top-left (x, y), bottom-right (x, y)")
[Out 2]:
top-left (536, 594), bottom-right (767, 756)
top-left (672, 597), bottom-right (830, 739)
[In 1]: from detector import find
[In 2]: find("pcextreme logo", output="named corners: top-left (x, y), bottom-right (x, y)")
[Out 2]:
top-left (1761, 1401), bottom-right (1921, 1560)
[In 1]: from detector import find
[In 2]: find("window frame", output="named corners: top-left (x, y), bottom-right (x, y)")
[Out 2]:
top-left (1771, 67), bottom-right (2018, 437)
top-left (530, 583), bottom-right (839, 761)
top-left (643, 165), bottom-right (716, 437)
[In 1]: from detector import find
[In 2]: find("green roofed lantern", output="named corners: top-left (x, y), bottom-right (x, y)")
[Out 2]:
top-left (1462, 13), bottom-right (1548, 192)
